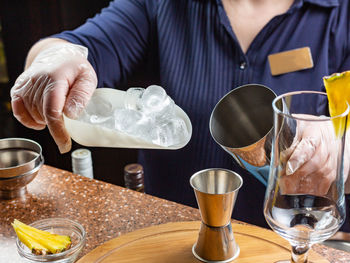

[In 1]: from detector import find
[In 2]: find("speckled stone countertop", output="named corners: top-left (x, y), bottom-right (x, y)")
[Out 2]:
top-left (1, 165), bottom-right (350, 263)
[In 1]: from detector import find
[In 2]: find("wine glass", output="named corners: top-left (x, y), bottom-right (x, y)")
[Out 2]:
top-left (264, 91), bottom-right (349, 263)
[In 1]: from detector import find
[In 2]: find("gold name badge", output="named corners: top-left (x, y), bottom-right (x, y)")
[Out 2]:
top-left (268, 47), bottom-right (314, 76)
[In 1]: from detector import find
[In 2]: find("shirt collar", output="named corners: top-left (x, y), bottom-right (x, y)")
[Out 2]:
top-left (285, 0), bottom-right (339, 15)
top-left (215, 0), bottom-right (339, 8)
top-left (302, 0), bottom-right (339, 7)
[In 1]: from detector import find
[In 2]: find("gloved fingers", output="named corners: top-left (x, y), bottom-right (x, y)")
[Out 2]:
top-left (280, 157), bottom-right (334, 195)
top-left (282, 136), bottom-right (332, 195)
top-left (300, 153), bottom-right (334, 195)
top-left (31, 78), bottom-right (47, 122)
top-left (11, 94), bottom-right (46, 130)
top-left (297, 168), bottom-right (335, 195)
top-left (311, 164), bottom-right (335, 195)
top-left (11, 74), bottom-right (46, 130)
top-left (288, 138), bottom-right (330, 178)
top-left (285, 136), bottom-right (320, 175)
top-left (280, 141), bottom-right (297, 164)
top-left (316, 169), bottom-right (336, 195)
top-left (11, 68), bottom-right (47, 124)
top-left (46, 116), bottom-right (72, 154)
top-left (22, 74), bottom-right (49, 125)
top-left (64, 63), bottom-right (97, 119)
top-left (42, 80), bottom-right (72, 153)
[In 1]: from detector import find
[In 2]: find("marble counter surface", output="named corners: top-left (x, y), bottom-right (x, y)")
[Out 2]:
top-left (1, 165), bottom-right (349, 262)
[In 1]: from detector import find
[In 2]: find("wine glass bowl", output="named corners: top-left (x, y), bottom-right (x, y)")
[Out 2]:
top-left (264, 91), bottom-right (349, 263)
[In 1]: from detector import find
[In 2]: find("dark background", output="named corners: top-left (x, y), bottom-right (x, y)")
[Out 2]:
top-left (0, 0), bottom-right (137, 187)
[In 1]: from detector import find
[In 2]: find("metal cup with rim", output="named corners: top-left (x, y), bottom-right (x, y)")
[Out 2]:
top-left (0, 138), bottom-right (44, 199)
top-left (190, 168), bottom-right (243, 262)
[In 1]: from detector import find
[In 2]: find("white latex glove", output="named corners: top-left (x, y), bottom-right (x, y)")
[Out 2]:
top-left (11, 42), bottom-right (97, 153)
top-left (279, 115), bottom-right (350, 195)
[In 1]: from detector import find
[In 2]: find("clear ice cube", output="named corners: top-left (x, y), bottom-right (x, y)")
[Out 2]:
top-left (76, 95), bottom-right (115, 128)
top-left (141, 85), bottom-right (167, 110)
top-left (124, 87), bottom-right (145, 111)
top-left (140, 85), bottom-right (175, 119)
top-left (151, 118), bottom-right (189, 147)
top-left (114, 108), bottom-right (149, 136)
top-left (85, 95), bottom-right (113, 117)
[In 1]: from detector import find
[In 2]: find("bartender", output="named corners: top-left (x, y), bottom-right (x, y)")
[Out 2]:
top-left (10, 0), bottom-right (350, 230)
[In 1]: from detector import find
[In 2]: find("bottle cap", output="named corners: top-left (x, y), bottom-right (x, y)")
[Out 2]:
top-left (124, 163), bottom-right (144, 191)
top-left (124, 163), bottom-right (143, 175)
top-left (71, 148), bottom-right (92, 160)
top-left (71, 148), bottom-right (93, 179)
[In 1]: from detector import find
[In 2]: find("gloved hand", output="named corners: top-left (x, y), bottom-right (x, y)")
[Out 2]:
top-left (11, 42), bottom-right (97, 153)
top-left (279, 115), bottom-right (350, 195)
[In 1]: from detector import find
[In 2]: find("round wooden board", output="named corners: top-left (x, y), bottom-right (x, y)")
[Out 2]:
top-left (77, 221), bottom-right (328, 263)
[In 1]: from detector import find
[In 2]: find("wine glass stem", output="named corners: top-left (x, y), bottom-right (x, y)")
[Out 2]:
top-left (291, 244), bottom-right (310, 263)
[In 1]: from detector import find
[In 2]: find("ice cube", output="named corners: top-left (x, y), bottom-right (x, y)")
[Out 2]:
top-left (141, 85), bottom-right (167, 110)
top-left (85, 95), bottom-right (113, 117)
top-left (75, 95), bottom-right (115, 128)
top-left (140, 85), bottom-right (175, 119)
top-left (151, 118), bottom-right (189, 147)
top-left (114, 108), bottom-right (149, 136)
top-left (124, 87), bottom-right (145, 111)
top-left (133, 119), bottom-right (155, 142)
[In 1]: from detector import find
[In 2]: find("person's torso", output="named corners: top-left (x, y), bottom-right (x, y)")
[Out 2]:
top-left (139, 0), bottom-right (350, 229)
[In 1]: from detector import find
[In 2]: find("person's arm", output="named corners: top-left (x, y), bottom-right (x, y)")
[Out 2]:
top-left (11, 40), bottom-right (97, 153)
top-left (51, 0), bottom-right (153, 88)
top-left (10, 0), bottom-right (153, 153)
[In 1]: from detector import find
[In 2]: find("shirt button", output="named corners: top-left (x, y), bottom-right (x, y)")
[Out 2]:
top-left (239, 62), bottom-right (247, 70)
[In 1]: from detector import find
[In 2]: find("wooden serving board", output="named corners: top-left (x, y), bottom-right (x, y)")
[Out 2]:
top-left (77, 221), bottom-right (328, 263)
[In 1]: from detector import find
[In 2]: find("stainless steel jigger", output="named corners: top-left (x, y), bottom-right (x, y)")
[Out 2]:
top-left (190, 168), bottom-right (243, 263)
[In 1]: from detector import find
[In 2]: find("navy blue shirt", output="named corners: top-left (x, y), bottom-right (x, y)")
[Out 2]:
top-left (53, 0), bottom-right (350, 229)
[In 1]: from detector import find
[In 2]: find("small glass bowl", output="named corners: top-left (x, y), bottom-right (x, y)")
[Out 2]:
top-left (16, 218), bottom-right (86, 263)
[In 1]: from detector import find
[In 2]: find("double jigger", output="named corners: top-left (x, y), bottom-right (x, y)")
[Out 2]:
top-left (190, 168), bottom-right (242, 262)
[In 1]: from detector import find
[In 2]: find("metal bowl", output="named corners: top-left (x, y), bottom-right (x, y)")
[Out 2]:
top-left (0, 138), bottom-right (44, 199)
